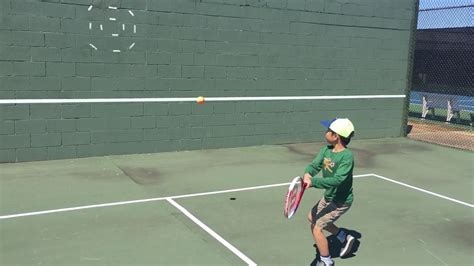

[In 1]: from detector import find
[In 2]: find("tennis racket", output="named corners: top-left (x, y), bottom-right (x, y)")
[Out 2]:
top-left (283, 176), bottom-right (307, 219)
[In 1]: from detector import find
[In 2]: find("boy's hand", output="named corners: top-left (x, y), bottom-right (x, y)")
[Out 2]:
top-left (303, 173), bottom-right (312, 189)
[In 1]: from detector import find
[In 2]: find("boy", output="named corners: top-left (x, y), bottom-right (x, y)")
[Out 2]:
top-left (303, 118), bottom-right (356, 266)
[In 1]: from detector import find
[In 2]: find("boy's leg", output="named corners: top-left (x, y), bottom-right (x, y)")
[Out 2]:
top-left (313, 225), bottom-right (334, 265)
top-left (310, 199), bottom-right (335, 265)
top-left (325, 223), bottom-right (347, 242)
top-left (313, 225), bottom-right (330, 256)
top-left (324, 223), bottom-right (339, 235)
top-left (324, 206), bottom-right (355, 258)
top-left (323, 222), bottom-right (355, 257)
top-left (326, 222), bottom-right (355, 257)
top-left (311, 200), bottom-right (352, 260)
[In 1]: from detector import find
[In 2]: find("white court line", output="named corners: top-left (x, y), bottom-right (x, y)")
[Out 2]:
top-left (167, 198), bottom-right (257, 266)
top-left (0, 196), bottom-right (167, 220)
top-left (371, 173), bottom-right (474, 208)
top-left (0, 174), bottom-right (372, 220)
top-left (1, 173), bottom-right (470, 220)
top-left (0, 95), bottom-right (405, 104)
top-left (0, 182), bottom-right (290, 220)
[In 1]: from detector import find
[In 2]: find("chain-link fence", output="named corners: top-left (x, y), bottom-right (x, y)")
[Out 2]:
top-left (407, 0), bottom-right (473, 151)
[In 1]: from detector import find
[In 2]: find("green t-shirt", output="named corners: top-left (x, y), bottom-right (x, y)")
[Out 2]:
top-left (304, 145), bottom-right (354, 205)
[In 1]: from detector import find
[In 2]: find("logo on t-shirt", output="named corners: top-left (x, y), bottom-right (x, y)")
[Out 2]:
top-left (323, 158), bottom-right (335, 173)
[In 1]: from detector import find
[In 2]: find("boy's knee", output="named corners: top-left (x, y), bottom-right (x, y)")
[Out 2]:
top-left (313, 225), bottom-right (324, 233)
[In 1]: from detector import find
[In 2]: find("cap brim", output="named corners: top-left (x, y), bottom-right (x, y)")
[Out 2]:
top-left (320, 119), bottom-right (336, 128)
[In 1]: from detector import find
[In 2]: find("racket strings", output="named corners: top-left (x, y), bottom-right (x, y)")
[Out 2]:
top-left (284, 179), bottom-right (304, 218)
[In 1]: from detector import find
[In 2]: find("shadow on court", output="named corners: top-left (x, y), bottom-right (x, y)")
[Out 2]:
top-left (310, 228), bottom-right (362, 265)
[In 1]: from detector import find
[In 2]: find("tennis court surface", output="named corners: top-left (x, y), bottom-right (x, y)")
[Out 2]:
top-left (1, 138), bottom-right (473, 265)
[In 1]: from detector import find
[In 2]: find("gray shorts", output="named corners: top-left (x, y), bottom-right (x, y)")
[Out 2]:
top-left (309, 198), bottom-right (351, 229)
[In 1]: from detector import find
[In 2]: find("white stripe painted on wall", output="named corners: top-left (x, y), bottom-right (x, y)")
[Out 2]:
top-left (0, 95), bottom-right (405, 104)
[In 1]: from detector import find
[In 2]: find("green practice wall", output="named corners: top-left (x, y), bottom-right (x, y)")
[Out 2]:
top-left (0, 0), bottom-right (417, 162)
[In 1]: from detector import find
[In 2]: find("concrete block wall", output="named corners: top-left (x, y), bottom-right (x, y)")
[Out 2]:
top-left (0, 0), bottom-right (417, 162)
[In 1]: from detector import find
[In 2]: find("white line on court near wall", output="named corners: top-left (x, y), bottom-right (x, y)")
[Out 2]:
top-left (0, 174), bottom-right (373, 220)
top-left (370, 173), bottom-right (474, 208)
top-left (0, 95), bottom-right (405, 104)
top-left (166, 198), bottom-right (257, 266)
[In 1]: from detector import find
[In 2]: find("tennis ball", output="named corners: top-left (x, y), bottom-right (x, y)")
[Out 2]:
top-left (196, 96), bottom-right (205, 104)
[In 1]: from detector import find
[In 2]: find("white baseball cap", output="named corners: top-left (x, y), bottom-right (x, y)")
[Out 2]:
top-left (320, 118), bottom-right (355, 138)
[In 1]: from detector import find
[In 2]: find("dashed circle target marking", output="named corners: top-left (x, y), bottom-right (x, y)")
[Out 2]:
top-left (88, 4), bottom-right (137, 52)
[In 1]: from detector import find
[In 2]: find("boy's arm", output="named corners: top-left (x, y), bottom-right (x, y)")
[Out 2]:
top-left (311, 154), bottom-right (353, 189)
top-left (304, 147), bottom-right (325, 177)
